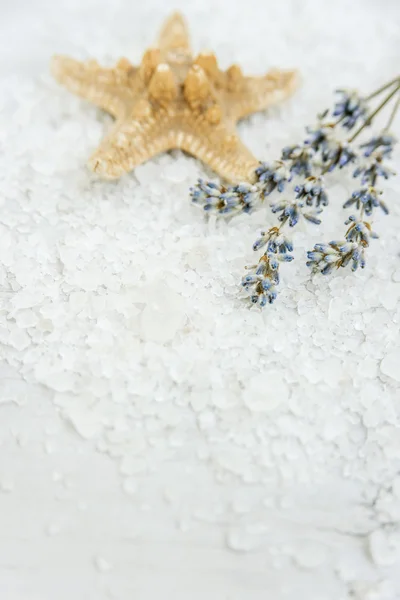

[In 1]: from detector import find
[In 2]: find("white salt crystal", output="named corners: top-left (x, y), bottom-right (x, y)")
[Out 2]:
top-left (94, 556), bottom-right (113, 573)
top-left (232, 491), bottom-right (254, 514)
top-left (119, 456), bottom-right (147, 476)
top-left (8, 328), bottom-right (30, 351)
top-left (368, 529), bottom-right (400, 567)
top-left (0, 479), bottom-right (14, 493)
top-left (162, 162), bottom-right (188, 183)
top-left (294, 542), bottom-right (327, 569)
top-left (46, 523), bottom-right (61, 537)
top-left (189, 391), bottom-right (209, 412)
top-left (11, 290), bottom-right (44, 310)
top-left (135, 162), bottom-right (160, 185)
top-left (225, 527), bottom-right (261, 553)
top-left (380, 350), bottom-right (400, 382)
top-left (122, 477), bottom-right (138, 496)
top-left (381, 283), bottom-right (400, 310)
top-left (140, 282), bottom-right (186, 343)
top-left (15, 309), bottom-right (38, 328)
top-left (64, 408), bottom-right (102, 440)
top-left (37, 371), bottom-right (75, 393)
top-left (197, 411), bottom-right (216, 430)
top-left (244, 371), bottom-right (289, 411)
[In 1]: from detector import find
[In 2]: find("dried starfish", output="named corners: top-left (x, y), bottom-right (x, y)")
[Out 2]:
top-left (52, 12), bottom-right (298, 183)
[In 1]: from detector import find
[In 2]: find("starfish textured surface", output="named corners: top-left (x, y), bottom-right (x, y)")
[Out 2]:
top-left (51, 12), bottom-right (298, 182)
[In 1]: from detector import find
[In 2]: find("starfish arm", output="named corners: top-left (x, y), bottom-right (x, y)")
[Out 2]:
top-left (176, 119), bottom-right (259, 183)
top-left (88, 111), bottom-right (259, 183)
top-left (51, 55), bottom-right (137, 119)
top-left (224, 68), bottom-right (299, 121)
top-left (157, 12), bottom-right (192, 62)
top-left (87, 115), bottom-right (178, 178)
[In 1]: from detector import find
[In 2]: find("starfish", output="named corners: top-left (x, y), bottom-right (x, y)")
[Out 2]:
top-left (52, 12), bottom-right (298, 183)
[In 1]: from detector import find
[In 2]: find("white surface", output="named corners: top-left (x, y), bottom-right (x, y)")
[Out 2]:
top-left (1, 0), bottom-right (400, 599)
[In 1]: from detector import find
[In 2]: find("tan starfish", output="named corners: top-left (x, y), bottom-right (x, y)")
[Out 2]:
top-left (52, 12), bottom-right (298, 183)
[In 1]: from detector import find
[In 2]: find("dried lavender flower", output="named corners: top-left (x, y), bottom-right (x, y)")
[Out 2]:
top-left (189, 75), bottom-right (399, 307)
top-left (270, 198), bottom-right (322, 227)
top-left (360, 133), bottom-right (396, 157)
top-left (344, 215), bottom-right (379, 245)
top-left (353, 152), bottom-right (396, 185)
top-left (332, 89), bottom-right (368, 129)
top-left (294, 176), bottom-right (328, 207)
top-left (255, 160), bottom-right (291, 195)
top-left (304, 123), bottom-right (334, 152)
top-left (242, 255), bottom-right (281, 307)
top-left (190, 179), bottom-right (262, 215)
top-left (242, 242), bottom-right (293, 306)
top-left (307, 241), bottom-right (366, 274)
top-left (252, 227), bottom-right (293, 253)
top-left (321, 140), bottom-right (357, 171)
top-left (343, 186), bottom-right (388, 216)
top-left (281, 145), bottom-right (314, 177)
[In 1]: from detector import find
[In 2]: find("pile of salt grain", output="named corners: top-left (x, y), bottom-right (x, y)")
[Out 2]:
top-left (0, 0), bottom-right (400, 588)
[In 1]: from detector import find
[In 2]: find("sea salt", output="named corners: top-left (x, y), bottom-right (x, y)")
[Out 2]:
top-left (380, 350), bottom-right (400, 382)
top-left (1, 2), bottom-right (400, 596)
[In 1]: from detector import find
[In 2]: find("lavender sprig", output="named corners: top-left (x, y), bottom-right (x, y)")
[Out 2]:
top-left (360, 133), bottom-right (396, 157)
top-left (190, 179), bottom-right (263, 215)
top-left (308, 125), bottom-right (397, 276)
top-left (343, 186), bottom-right (388, 216)
top-left (332, 89), bottom-right (368, 129)
top-left (242, 185), bottom-right (325, 305)
top-left (189, 75), bottom-right (400, 307)
top-left (353, 151), bottom-right (396, 185)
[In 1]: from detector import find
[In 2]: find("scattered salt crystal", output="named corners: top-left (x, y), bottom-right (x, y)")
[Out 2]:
top-left (294, 542), bottom-right (327, 569)
top-left (140, 282), bottom-right (186, 343)
top-left (225, 527), bottom-right (261, 553)
top-left (189, 391), bottom-right (209, 412)
top-left (15, 309), bottom-right (38, 328)
top-left (368, 529), bottom-right (400, 567)
top-left (244, 371), bottom-right (289, 411)
top-left (46, 523), bottom-right (61, 536)
top-left (119, 456), bottom-right (147, 476)
top-left (35, 368), bottom-right (75, 393)
top-left (263, 497), bottom-right (276, 509)
top-left (380, 350), bottom-right (400, 382)
top-left (0, 479), bottom-right (14, 493)
top-left (178, 519), bottom-right (190, 532)
top-left (122, 478), bottom-right (138, 496)
top-left (349, 579), bottom-right (395, 600)
top-left (162, 162), bottom-right (188, 183)
top-left (94, 556), bottom-right (113, 573)
top-left (279, 495), bottom-right (294, 509)
top-left (8, 328), bottom-right (30, 351)
top-left (272, 557), bottom-right (284, 569)
top-left (135, 162), bottom-right (160, 185)
top-left (63, 408), bottom-right (103, 440)
top-left (44, 441), bottom-right (53, 454)
top-left (11, 290), bottom-right (44, 310)
top-left (232, 491), bottom-right (254, 514)
top-left (197, 411), bottom-right (216, 430)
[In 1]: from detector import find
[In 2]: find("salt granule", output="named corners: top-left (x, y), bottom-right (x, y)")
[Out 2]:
top-left (380, 350), bottom-right (400, 382)
top-left (94, 556), bottom-right (113, 573)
